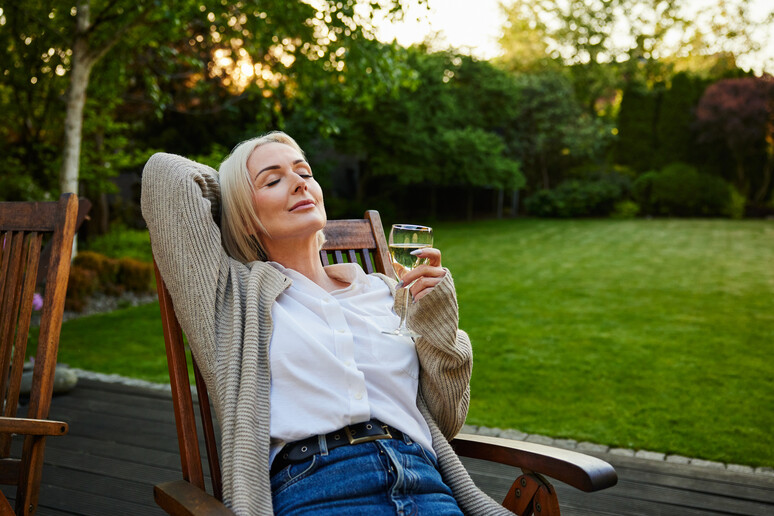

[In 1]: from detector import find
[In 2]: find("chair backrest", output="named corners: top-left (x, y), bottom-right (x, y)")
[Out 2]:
top-left (154, 210), bottom-right (394, 499)
top-left (0, 193), bottom-right (78, 511)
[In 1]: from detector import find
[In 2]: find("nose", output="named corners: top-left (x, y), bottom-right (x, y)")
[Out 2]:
top-left (292, 175), bottom-right (307, 193)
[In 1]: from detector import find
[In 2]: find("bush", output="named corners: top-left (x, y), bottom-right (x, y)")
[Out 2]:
top-left (66, 251), bottom-right (154, 311)
top-left (73, 251), bottom-right (120, 293)
top-left (611, 200), bottom-right (640, 219)
top-left (525, 178), bottom-right (626, 217)
top-left (65, 266), bottom-right (98, 312)
top-left (83, 225), bottom-right (153, 262)
top-left (117, 258), bottom-right (154, 293)
top-left (634, 162), bottom-right (732, 217)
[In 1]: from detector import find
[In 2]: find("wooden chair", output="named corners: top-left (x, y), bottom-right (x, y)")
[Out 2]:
top-left (0, 194), bottom-right (78, 515)
top-left (153, 210), bottom-right (617, 515)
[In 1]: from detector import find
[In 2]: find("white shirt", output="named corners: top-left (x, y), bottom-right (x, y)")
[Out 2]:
top-left (267, 261), bottom-right (434, 463)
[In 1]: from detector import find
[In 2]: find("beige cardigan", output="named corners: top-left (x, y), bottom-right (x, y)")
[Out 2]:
top-left (141, 153), bottom-right (510, 515)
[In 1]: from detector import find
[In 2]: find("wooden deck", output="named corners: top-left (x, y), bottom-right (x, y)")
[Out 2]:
top-left (5, 378), bottom-right (774, 515)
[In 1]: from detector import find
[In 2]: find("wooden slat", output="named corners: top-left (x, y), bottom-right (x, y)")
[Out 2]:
top-left (359, 249), bottom-right (374, 274)
top-left (0, 202), bottom-right (61, 233)
top-left (154, 262), bottom-right (206, 491)
top-left (322, 219), bottom-right (377, 250)
top-left (0, 232), bottom-right (25, 413)
top-left (193, 362), bottom-right (221, 500)
top-left (365, 210), bottom-right (393, 276)
top-left (5, 234), bottom-right (43, 431)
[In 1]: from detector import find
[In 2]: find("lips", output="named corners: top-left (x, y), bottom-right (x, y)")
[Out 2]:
top-left (289, 199), bottom-right (315, 211)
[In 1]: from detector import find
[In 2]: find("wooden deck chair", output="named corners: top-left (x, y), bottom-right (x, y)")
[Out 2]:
top-left (0, 194), bottom-right (78, 515)
top-left (153, 209), bottom-right (617, 515)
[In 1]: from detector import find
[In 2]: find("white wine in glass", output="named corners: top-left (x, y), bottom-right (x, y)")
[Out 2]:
top-left (383, 224), bottom-right (433, 337)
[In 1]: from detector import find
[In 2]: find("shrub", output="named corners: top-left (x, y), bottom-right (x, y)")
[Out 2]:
top-left (525, 178), bottom-right (626, 217)
top-left (634, 162), bottom-right (732, 217)
top-left (611, 200), bottom-right (640, 219)
top-left (117, 258), bottom-right (154, 293)
top-left (65, 266), bottom-right (98, 312)
top-left (66, 251), bottom-right (154, 311)
top-left (73, 251), bottom-right (120, 293)
top-left (83, 225), bottom-right (153, 262)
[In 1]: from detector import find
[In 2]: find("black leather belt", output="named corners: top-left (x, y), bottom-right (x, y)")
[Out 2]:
top-left (271, 419), bottom-right (403, 476)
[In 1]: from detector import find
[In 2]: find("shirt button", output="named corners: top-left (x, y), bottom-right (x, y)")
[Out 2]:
top-left (336, 329), bottom-right (346, 334)
top-left (354, 392), bottom-right (364, 400)
top-left (344, 360), bottom-right (353, 367)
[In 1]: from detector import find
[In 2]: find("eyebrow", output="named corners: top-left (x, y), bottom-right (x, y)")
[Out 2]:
top-left (253, 159), bottom-right (307, 182)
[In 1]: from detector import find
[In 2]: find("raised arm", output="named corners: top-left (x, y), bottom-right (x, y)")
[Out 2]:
top-left (141, 152), bottom-right (227, 371)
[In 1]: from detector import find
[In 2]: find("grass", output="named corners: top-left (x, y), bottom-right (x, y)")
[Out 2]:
top-left (34, 218), bottom-right (774, 467)
top-left (29, 303), bottom-right (170, 384)
top-left (434, 218), bottom-right (774, 468)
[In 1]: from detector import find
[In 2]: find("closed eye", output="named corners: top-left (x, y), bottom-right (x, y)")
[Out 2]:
top-left (266, 179), bottom-right (280, 186)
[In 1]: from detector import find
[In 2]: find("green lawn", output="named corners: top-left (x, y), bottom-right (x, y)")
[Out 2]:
top-left (35, 218), bottom-right (774, 467)
top-left (435, 218), bottom-right (774, 468)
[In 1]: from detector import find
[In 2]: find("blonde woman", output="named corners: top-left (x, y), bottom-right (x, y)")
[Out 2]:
top-left (142, 132), bottom-right (511, 515)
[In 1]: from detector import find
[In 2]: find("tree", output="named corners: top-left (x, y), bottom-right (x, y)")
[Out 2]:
top-left (509, 72), bottom-right (610, 190)
top-left (695, 76), bottom-right (774, 205)
top-left (0, 0), bottom-right (423, 201)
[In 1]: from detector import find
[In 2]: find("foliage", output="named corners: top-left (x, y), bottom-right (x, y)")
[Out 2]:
top-left (611, 200), bottom-right (640, 219)
top-left (633, 162), bottom-right (733, 216)
top-left (67, 250), bottom-right (153, 311)
top-left (326, 48), bottom-right (525, 216)
top-left (0, 0), bottom-right (424, 203)
top-left (524, 177), bottom-right (625, 217)
top-left (508, 71), bottom-right (612, 190)
top-left (695, 76), bottom-right (774, 204)
top-left (81, 225), bottom-right (153, 262)
top-left (614, 81), bottom-right (660, 172)
top-left (653, 72), bottom-right (707, 168)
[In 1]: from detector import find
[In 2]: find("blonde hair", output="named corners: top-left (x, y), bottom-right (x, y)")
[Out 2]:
top-left (218, 131), bottom-right (326, 263)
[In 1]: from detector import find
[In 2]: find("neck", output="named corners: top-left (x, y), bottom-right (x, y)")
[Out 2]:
top-left (266, 237), bottom-right (344, 292)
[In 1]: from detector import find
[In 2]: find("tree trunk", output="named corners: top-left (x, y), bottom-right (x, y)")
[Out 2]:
top-left (510, 189), bottom-right (520, 217)
top-left (496, 189), bottom-right (504, 219)
top-left (59, 1), bottom-right (95, 196)
top-left (466, 189), bottom-right (474, 221)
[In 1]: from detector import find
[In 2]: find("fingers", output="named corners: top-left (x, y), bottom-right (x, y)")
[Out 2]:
top-left (410, 272), bottom-right (445, 301)
top-left (393, 247), bottom-right (444, 301)
top-left (410, 247), bottom-right (441, 267)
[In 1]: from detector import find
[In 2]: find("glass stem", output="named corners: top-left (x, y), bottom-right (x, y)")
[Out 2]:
top-left (399, 286), bottom-right (411, 331)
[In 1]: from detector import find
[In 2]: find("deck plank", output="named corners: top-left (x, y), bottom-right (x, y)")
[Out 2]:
top-left (4, 378), bottom-right (771, 515)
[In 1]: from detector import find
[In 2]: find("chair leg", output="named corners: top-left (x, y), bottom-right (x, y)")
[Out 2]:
top-left (15, 436), bottom-right (45, 516)
top-left (503, 472), bottom-right (561, 516)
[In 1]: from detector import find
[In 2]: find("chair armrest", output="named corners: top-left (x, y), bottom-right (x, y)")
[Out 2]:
top-left (154, 480), bottom-right (232, 516)
top-left (0, 417), bottom-right (68, 436)
top-left (451, 433), bottom-right (617, 492)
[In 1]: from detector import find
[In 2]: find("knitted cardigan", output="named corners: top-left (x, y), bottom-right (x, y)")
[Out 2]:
top-left (141, 153), bottom-right (510, 515)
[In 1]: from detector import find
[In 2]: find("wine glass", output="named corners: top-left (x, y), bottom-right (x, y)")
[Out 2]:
top-left (382, 224), bottom-right (433, 337)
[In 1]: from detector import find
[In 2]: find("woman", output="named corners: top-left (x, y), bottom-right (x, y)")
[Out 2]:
top-left (142, 132), bottom-right (509, 515)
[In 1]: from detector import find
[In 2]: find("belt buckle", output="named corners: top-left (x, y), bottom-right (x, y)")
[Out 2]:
top-left (345, 423), bottom-right (392, 445)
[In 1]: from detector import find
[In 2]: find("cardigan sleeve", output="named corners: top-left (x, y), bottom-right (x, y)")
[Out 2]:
top-left (141, 152), bottom-right (229, 372)
top-left (405, 271), bottom-right (472, 440)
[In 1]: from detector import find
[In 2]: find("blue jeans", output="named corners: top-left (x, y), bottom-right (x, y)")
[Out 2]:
top-left (270, 434), bottom-right (463, 515)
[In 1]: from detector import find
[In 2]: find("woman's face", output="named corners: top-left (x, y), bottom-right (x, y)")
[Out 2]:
top-left (247, 142), bottom-right (326, 247)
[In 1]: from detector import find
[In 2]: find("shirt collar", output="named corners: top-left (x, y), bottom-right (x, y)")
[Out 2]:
top-left (267, 261), bottom-right (367, 294)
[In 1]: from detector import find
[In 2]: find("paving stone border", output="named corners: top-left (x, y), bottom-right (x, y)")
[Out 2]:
top-left (70, 367), bottom-right (774, 478)
top-left (460, 423), bottom-right (774, 478)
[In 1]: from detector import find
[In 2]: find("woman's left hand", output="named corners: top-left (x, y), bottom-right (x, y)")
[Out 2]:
top-left (397, 247), bottom-right (446, 302)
